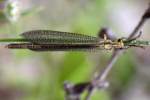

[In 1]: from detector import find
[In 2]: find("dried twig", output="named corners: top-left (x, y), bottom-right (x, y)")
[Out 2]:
top-left (64, 3), bottom-right (150, 100)
top-left (84, 3), bottom-right (150, 100)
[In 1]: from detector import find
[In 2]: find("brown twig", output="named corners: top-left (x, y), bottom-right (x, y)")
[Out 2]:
top-left (84, 3), bottom-right (150, 100)
top-left (64, 3), bottom-right (150, 100)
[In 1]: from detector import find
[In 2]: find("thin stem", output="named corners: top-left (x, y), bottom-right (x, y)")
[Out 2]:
top-left (0, 38), bottom-right (28, 42)
top-left (84, 4), bottom-right (150, 100)
top-left (96, 50), bottom-right (122, 81)
top-left (128, 18), bottom-right (146, 39)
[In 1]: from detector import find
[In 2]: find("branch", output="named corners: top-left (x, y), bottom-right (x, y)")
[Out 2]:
top-left (64, 3), bottom-right (150, 100)
top-left (84, 3), bottom-right (150, 100)
top-left (129, 3), bottom-right (150, 39)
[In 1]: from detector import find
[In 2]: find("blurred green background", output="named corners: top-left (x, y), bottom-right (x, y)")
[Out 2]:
top-left (0, 0), bottom-right (150, 100)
